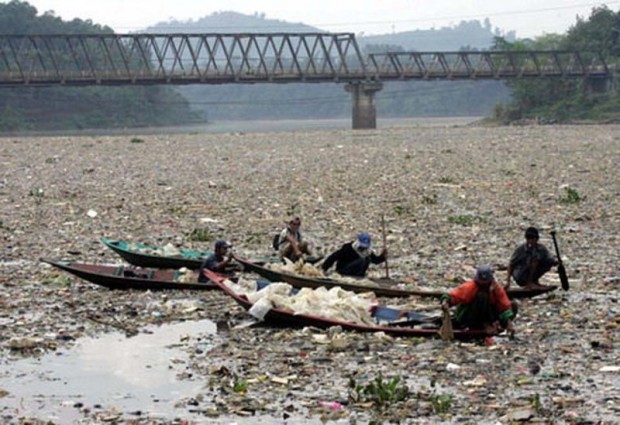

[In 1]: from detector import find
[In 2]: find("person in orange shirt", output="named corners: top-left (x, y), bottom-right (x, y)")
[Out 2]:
top-left (441, 265), bottom-right (516, 335)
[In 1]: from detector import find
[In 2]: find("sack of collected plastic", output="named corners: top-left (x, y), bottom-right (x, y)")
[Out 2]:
top-left (248, 297), bottom-right (273, 320)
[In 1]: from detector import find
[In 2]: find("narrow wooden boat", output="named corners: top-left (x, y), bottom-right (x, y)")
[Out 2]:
top-left (42, 259), bottom-right (217, 291)
top-left (232, 253), bottom-right (557, 299)
top-left (204, 269), bottom-right (489, 340)
top-left (100, 237), bottom-right (211, 269)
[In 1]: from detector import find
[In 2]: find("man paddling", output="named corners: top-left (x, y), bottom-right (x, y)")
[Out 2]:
top-left (506, 227), bottom-right (559, 290)
top-left (321, 232), bottom-right (387, 277)
top-left (441, 265), bottom-right (516, 336)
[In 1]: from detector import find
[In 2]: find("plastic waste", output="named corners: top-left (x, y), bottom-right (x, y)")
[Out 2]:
top-left (248, 297), bottom-right (273, 320)
top-left (319, 401), bottom-right (343, 410)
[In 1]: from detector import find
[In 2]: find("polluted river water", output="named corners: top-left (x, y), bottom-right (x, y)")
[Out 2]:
top-left (0, 320), bottom-right (217, 423)
top-left (1, 123), bottom-right (618, 423)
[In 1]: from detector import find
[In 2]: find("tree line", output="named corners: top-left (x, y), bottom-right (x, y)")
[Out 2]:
top-left (0, 1), bottom-right (201, 132)
top-left (490, 6), bottom-right (620, 124)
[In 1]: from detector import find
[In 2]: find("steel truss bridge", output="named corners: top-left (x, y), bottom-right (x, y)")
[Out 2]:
top-left (0, 33), bottom-right (613, 128)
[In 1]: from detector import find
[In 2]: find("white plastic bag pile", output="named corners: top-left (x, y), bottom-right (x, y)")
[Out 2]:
top-left (128, 241), bottom-right (182, 257)
top-left (223, 277), bottom-right (377, 325)
top-left (265, 258), bottom-right (325, 277)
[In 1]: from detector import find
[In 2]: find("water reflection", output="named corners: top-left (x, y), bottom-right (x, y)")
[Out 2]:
top-left (0, 319), bottom-right (216, 422)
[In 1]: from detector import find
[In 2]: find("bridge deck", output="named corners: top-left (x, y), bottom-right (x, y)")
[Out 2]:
top-left (0, 33), bottom-right (611, 87)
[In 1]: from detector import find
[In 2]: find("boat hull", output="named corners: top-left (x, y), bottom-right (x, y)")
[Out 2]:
top-left (101, 237), bottom-right (208, 269)
top-left (205, 269), bottom-right (489, 340)
top-left (42, 259), bottom-right (217, 291)
top-left (232, 254), bottom-right (556, 299)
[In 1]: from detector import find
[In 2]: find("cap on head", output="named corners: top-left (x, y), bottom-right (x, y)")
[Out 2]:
top-left (525, 227), bottom-right (539, 239)
top-left (215, 240), bottom-right (231, 250)
top-left (474, 265), bottom-right (494, 283)
top-left (357, 232), bottom-right (371, 249)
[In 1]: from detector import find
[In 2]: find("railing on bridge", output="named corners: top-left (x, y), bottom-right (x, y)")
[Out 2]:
top-left (0, 33), bottom-right (612, 87)
top-left (1, 33), bottom-right (614, 129)
top-left (367, 51), bottom-right (610, 80)
top-left (0, 33), bottom-right (368, 86)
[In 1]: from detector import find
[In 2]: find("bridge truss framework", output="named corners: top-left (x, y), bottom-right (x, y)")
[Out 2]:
top-left (0, 33), bottom-right (613, 128)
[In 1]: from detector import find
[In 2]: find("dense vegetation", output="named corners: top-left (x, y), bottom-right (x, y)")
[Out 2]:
top-left (0, 1), bottom-right (202, 132)
top-left (491, 6), bottom-right (620, 124)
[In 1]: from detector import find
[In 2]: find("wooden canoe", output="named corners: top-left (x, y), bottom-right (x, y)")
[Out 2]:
top-left (204, 269), bottom-right (490, 340)
top-left (232, 253), bottom-right (557, 299)
top-left (42, 259), bottom-right (217, 291)
top-left (100, 237), bottom-right (210, 269)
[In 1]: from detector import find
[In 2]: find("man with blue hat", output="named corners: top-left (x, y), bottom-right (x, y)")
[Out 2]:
top-left (321, 232), bottom-right (387, 277)
top-left (198, 240), bottom-right (239, 281)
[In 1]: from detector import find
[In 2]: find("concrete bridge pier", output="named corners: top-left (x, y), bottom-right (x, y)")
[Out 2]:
top-left (584, 75), bottom-right (613, 97)
top-left (345, 81), bottom-right (384, 129)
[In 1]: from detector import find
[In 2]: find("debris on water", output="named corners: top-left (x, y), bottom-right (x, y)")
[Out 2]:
top-left (1, 124), bottom-right (618, 423)
top-left (599, 366), bottom-right (620, 372)
top-left (501, 407), bottom-right (536, 422)
top-left (319, 401), bottom-right (344, 410)
top-left (4, 336), bottom-right (44, 350)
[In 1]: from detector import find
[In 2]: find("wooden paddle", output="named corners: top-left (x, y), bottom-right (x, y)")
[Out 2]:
top-left (439, 308), bottom-right (454, 341)
top-left (381, 214), bottom-right (390, 279)
top-left (550, 231), bottom-right (570, 291)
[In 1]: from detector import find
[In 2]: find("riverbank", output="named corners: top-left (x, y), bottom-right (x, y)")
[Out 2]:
top-left (0, 116), bottom-right (482, 137)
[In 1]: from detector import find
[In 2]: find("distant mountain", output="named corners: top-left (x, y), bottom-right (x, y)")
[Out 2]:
top-left (144, 11), bottom-right (321, 34)
top-left (145, 12), bottom-right (516, 51)
top-left (358, 20), bottom-right (516, 52)
top-left (144, 12), bottom-right (513, 122)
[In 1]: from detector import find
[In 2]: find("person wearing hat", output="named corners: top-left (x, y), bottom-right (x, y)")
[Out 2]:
top-left (506, 227), bottom-right (559, 290)
top-left (198, 240), bottom-right (238, 281)
top-left (275, 216), bottom-right (312, 262)
top-left (321, 232), bottom-right (387, 277)
top-left (441, 265), bottom-right (516, 335)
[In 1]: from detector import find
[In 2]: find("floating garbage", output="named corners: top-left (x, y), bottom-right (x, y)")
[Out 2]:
top-left (1, 125), bottom-right (618, 424)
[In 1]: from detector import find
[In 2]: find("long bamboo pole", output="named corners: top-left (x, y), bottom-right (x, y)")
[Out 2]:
top-left (381, 214), bottom-right (389, 279)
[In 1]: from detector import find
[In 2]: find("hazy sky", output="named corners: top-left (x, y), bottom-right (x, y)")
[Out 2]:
top-left (13, 0), bottom-right (620, 38)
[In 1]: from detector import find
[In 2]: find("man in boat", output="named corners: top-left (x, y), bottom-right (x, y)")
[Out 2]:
top-left (198, 240), bottom-right (239, 281)
top-left (321, 232), bottom-right (387, 277)
top-left (441, 265), bottom-right (516, 335)
top-left (275, 216), bottom-right (313, 262)
top-left (505, 227), bottom-right (559, 290)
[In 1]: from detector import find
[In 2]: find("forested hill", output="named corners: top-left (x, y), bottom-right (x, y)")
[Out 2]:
top-left (0, 1), bottom-right (201, 132)
top-left (147, 11), bottom-right (320, 34)
top-left (359, 19), bottom-right (516, 51)
top-left (145, 11), bottom-right (515, 50)
top-left (145, 12), bottom-right (513, 122)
